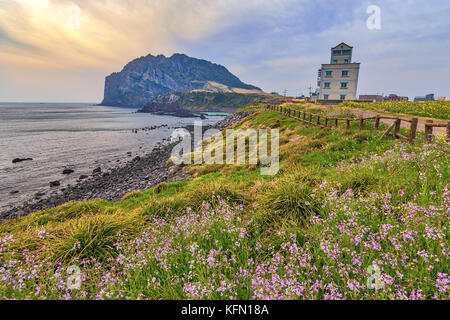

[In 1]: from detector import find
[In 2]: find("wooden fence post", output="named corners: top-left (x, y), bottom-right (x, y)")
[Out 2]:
top-left (381, 123), bottom-right (396, 139)
top-left (394, 119), bottom-right (401, 138)
top-left (317, 115), bottom-right (321, 125)
top-left (303, 112), bottom-right (306, 120)
top-left (425, 120), bottom-right (433, 143)
top-left (325, 117), bottom-right (328, 127)
top-left (360, 118), bottom-right (364, 130)
top-left (375, 115), bottom-right (380, 129)
top-left (346, 119), bottom-right (350, 129)
top-left (309, 113), bottom-right (312, 123)
top-left (335, 119), bottom-right (338, 128)
top-left (408, 118), bottom-right (418, 144)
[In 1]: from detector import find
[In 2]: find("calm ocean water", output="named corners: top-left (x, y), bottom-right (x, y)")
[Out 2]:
top-left (0, 103), bottom-right (225, 211)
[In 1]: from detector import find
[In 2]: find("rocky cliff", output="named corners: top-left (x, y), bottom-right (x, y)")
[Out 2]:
top-left (101, 53), bottom-right (261, 108)
top-left (137, 94), bottom-right (205, 118)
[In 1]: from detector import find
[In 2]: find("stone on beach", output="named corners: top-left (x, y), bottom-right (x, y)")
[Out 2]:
top-left (62, 168), bottom-right (75, 175)
top-left (93, 167), bottom-right (102, 174)
top-left (12, 158), bottom-right (33, 164)
top-left (50, 181), bottom-right (60, 187)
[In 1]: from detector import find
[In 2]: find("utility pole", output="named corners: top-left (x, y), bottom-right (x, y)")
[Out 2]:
top-left (283, 89), bottom-right (288, 98)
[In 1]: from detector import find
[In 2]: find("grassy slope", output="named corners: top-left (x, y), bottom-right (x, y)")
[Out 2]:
top-left (0, 105), bottom-right (448, 300)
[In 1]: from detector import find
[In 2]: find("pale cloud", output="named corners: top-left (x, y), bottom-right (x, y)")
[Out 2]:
top-left (0, 0), bottom-right (300, 70)
top-left (263, 56), bottom-right (319, 69)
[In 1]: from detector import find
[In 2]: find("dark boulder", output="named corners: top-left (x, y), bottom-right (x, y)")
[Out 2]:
top-left (50, 181), bottom-right (60, 187)
top-left (12, 158), bottom-right (33, 164)
top-left (62, 168), bottom-right (75, 175)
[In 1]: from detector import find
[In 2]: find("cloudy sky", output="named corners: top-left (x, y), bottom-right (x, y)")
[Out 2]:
top-left (0, 0), bottom-right (449, 102)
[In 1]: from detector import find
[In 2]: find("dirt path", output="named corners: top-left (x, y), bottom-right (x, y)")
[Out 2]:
top-left (348, 109), bottom-right (447, 136)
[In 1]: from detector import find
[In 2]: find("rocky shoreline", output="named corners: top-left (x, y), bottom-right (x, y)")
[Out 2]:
top-left (0, 111), bottom-right (253, 221)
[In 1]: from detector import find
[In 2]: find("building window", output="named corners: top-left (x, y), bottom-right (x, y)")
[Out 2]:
top-left (325, 71), bottom-right (333, 77)
top-left (324, 82), bottom-right (331, 89)
top-left (342, 70), bottom-right (349, 77)
top-left (344, 59), bottom-right (349, 64)
top-left (340, 95), bottom-right (346, 100)
top-left (333, 60), bottom-right (338, 64)
top-left (324, 94), bottom-right (329, 100)
top-left (341, 82), bottom-right (348, 89)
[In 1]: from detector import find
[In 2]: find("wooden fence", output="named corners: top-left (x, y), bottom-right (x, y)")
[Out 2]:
top-left (266, 104), bottom-right (450, 144)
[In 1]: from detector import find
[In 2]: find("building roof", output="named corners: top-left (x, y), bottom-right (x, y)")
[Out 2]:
top-left (332, 42), bottom-right (353, 50)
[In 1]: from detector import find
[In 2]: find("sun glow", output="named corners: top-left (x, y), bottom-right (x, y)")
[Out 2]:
top-left (0, 0), bottom-right (164, 69)
top-left (0, 0), bottom-right (275, 71)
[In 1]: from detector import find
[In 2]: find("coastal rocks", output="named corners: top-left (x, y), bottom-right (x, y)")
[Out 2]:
top-left (62, 168), bottom-right (75, 175)
top-left (0, 111), bottom-right (254, 221)
top-left (12, 158), bottom-right (33, 164)
top-left (137, 94), bottom-right (204, 118)
top-left (50, 181), bottom-right (60, 187)
top-left (10, 190), bottom-right (19, 195)
top-left (79, 175), bottom-right (89, 180)
top-left (132, 124), bottom-right (169, 134)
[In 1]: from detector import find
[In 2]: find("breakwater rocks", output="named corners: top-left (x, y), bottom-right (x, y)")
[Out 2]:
top-left (1, 111), bottom-right (253, 220)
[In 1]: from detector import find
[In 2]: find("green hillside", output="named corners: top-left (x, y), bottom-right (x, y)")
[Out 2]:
top-left (154, 91), bottom-right (284, 110)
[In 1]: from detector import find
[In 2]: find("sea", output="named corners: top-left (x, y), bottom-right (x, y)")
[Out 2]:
top-left (0, 103), bottom-right (226, 212)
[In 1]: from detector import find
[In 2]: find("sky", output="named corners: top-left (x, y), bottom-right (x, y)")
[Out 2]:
top-left (0, 0), bottom-right (449, 102)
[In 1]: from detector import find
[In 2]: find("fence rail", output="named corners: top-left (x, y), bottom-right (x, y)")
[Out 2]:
top-left (266, 104), bottom-right (450, 144)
